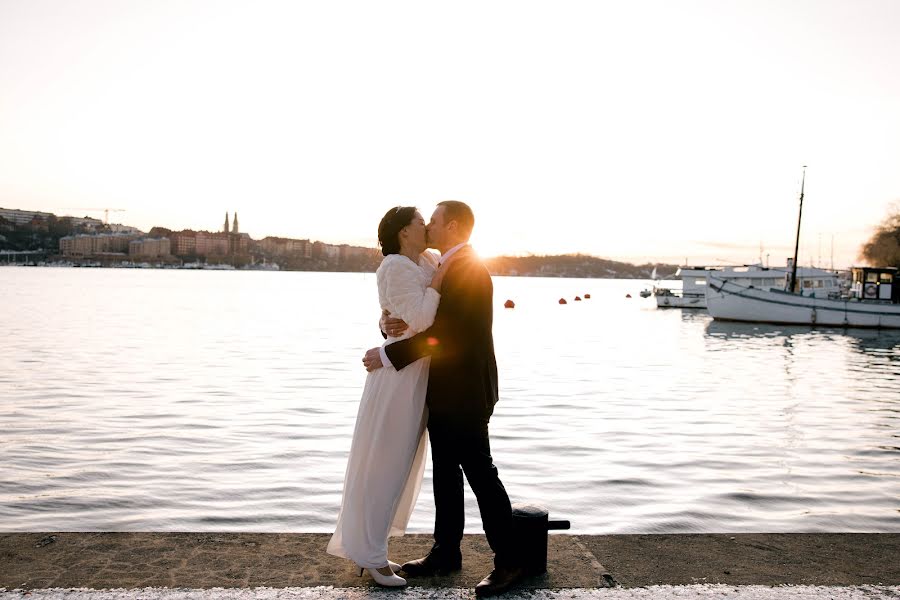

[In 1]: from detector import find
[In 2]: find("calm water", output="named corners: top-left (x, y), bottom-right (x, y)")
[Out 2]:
top-left (1, 268), bottom-right (898, 533)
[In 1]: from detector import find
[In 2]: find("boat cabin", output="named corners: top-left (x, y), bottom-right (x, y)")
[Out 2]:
top-left (851, 267), bottom-right (899, 303)
top-left (673, 265), bottom-right (841, 298)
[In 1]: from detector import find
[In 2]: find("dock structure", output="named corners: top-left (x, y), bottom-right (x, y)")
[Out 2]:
top-left (1, 533), bottom-right (899, 597)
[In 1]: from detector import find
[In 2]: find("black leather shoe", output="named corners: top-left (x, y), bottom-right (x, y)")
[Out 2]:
top-left (474, 566), bottom-right (527, 597)
top-left (400, 552), bottom-right (462, 577)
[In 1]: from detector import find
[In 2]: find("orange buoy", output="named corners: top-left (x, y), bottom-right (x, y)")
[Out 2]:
top-left (558, 298), bottom-right (567, 304)
top-left (504, 299), bottom-right (515, 309)
top-left (584, 293), bottom-right (591, 299)
top-left (574, 296), bottom-right (582, 301)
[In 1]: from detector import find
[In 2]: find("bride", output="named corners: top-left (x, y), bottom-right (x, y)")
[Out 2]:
top-left (327, 205), bottom-right (453, 587)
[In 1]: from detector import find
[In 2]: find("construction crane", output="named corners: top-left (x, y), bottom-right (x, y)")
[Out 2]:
top-left (66, 208), bottom-right (126, 224)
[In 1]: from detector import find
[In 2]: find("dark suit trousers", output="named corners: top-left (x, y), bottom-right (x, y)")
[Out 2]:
top-left (428, 416), bottom-right (516, 568)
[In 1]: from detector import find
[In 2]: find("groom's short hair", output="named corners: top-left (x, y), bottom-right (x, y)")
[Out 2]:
top-left (437, 200), bottom-right (475, 238)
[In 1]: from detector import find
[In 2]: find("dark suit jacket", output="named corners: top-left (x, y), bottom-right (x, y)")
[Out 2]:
top-left (384, 248), bottom-right (499, 426)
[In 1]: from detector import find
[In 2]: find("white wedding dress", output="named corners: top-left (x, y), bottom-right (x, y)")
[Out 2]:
top-left (327, 251), bottom-right (440, 569)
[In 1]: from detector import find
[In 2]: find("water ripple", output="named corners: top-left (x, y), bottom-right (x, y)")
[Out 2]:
top-left (1, 270), bottom-right (899, 532)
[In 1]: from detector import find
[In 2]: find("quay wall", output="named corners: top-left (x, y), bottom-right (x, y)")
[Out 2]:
top-left (2, 533), bottom-right (898, 590)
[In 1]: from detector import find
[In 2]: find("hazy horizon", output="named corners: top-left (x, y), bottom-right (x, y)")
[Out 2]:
top-left (1, 201), bottom-right (833, 269)
top-left (2, 0), bottom-right (899, 269)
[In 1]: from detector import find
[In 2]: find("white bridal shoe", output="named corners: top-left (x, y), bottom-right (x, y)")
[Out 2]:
top-left (357, 564), bottom-right (407, 587)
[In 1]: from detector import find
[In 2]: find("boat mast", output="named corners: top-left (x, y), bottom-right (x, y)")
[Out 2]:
top-left (789, 166), bottom-right (806, 293)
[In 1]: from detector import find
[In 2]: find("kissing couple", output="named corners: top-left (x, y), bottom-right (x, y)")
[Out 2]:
top-left (327, 201), bottom-right (526, 597)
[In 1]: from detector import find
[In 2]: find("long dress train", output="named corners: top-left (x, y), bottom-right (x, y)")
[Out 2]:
top-left (327, 252), bottom-right (440, 568)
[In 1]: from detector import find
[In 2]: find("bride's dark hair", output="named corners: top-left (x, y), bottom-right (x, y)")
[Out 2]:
top-left (378, 206), bottom-right (418, 256)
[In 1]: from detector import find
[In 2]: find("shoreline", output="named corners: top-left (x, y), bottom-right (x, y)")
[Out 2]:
top-left (2, 533), bottom-right (898, 590)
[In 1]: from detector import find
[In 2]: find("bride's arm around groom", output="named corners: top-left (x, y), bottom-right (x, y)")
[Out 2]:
top-left (377, 251), bottom-right (441, 336)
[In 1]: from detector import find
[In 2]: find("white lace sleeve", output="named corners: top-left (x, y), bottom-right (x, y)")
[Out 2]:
top-left (382, 257), bottom-right (440, 333)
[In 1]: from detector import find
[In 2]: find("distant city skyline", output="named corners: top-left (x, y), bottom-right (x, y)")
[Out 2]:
top-left (2, 0), bottom-right (899, 269)
top-left (0, 203), bottom-right (850, 270)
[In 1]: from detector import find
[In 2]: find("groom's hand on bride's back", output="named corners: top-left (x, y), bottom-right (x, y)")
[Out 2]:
top-left (363, 347), bottom-right (383, 371)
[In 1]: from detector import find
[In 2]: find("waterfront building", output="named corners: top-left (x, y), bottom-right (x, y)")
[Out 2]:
top-left (194, 231), bottom-right (230, 256)
top-left (340, 245), bottom-right (376, 260)
top-left (312, 241), bottom-right (341, 260)
top-left (59, 235), bottom-right (87, 256)
top-left (49, 209), bottom-right (377, 268)
top-left (171, 231), bottom-right (224, 257)
top-left (230, 232), bottom-right (250, 255)
top-left (108, 224), bottom-right (142, 234)
top-left (0, 208), bottom-right (103, 230)
top-left (168, 229), bottom-right (241, 259)
top-left (0, 207), bottom-right (54, 226)
top-left (169, 231), bottom-right (197, 256)
top-left (259, 236), bottom-right (312, 258)
top-left (129, 238), bottom-right (171, 258)
top-left (65, 216), bottom-right (104, 230)
top-left (59, 233), bottom-right (141, 256)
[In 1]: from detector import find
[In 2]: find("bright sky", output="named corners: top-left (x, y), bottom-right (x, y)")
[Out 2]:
top-left (1, 0), bottom-right (899, 268)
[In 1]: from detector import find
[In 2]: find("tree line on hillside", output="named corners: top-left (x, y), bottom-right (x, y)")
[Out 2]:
top-left (483, 254), bottom-right (677, 279)
top-left (0, 215), bottom-right (100, 251)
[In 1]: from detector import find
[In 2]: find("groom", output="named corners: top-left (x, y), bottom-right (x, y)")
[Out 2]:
top-left (363, 200), bottom-right (525, 597)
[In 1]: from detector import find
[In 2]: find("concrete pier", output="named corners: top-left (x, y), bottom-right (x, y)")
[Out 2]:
top-left (1, 533), bottom-right (898, 591)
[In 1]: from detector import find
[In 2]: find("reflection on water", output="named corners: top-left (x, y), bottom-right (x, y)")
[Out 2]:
top-left (704, 320), bottom-right (900, 388)
top-left (1, 269), bottom-right (898, 533)
top-left (704, 318), bottom-right (900, 351)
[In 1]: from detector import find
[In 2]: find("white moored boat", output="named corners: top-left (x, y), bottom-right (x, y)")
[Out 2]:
top-left (706, 267), bottom-right (900, 328)
top-left (654, 275), bottom-right (706, 308)
top-left (701, 166), bottom-right (900, 328)
top-left (655, 265), bottom-right (842, 309)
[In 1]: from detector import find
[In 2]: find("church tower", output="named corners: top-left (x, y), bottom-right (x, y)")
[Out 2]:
top-left (232, 212), bottom-right (239, 234)
top-left (223, 212), bottom-right (230, 234)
